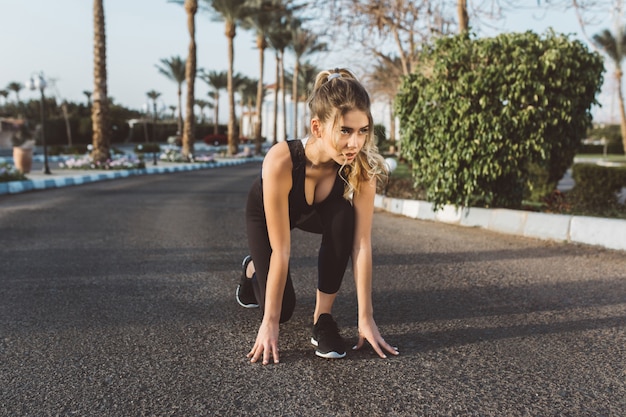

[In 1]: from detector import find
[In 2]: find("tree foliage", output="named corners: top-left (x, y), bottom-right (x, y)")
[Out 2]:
top-left (592, 26), bottom-right (626, 157)
top-left (155, 55), bottom-right (187, 136)
top-left (395, 30), bottom-right (604, 209)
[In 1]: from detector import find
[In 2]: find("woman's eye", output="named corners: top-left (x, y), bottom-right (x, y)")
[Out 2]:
top-left (359, 129), bottom-right (369, 135)
top-left (340, 128), bottom-right (350, 135)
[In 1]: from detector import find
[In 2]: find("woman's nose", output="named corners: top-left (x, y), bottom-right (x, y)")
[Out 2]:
top-left (347, 133), bottom-right (358, 148)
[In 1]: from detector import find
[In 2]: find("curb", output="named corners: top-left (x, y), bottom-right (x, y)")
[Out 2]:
top-left (0, 157), bottom-right (262, 196)
top-left (375, 194), bottom-right (626, 252)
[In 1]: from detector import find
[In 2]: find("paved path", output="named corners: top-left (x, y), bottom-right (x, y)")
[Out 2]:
top-left (1, 163), bottom-right (625, 416)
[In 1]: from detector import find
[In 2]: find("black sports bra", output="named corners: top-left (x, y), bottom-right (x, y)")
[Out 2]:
top-left (285, 139), bottom-right (344, 228)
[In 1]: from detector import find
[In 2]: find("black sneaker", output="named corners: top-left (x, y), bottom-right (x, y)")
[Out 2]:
top-left (236, 255), bottom-right (259, 308)
top-left (311, 313), bottom-right (346, 359)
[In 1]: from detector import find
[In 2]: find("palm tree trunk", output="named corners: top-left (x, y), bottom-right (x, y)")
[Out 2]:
top-left (254, 36), bottom-right (266, 154)
top-left (177, 85), bottom-right (184, 135)
top-left (616, 68), bottom-right (626, 154)
top-left (273, 51), bottom-right (279, 145)
top-left (280, 50), bottom-right (287, 142)
top-left (213, 91), bottom-right (219, 135)
top-left (61, 102), bottom-right (72, 146)
top-left (239, 98), bottom-right (245, 136)
top-left (457, 0), bottom-right (469, 33)
top-left (182, 0), bottom-right (197, 160)
top-left (91, 0), bottom-right (110, 163)
top-left (248, 98), bottom-right (253, 139)
top-left (389, 99), bottom-right (397, 153)
top-left (292, 59), bottom-right (299, 139)
top-left (226, 21), bottom-right (238, 156)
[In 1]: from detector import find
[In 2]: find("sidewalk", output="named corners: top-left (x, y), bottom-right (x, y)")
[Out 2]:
top-left (0, 154), bottom-right (262, 196)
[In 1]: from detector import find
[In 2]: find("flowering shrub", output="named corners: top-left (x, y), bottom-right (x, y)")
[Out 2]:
top-left (59, 156), bottom-right (145, 170)
top-left (159, 145), bottom-right (215, 163)
top-left (0, 162), bottom-right (27, 182)
top-left (193, 154), bottom-right (216, 163)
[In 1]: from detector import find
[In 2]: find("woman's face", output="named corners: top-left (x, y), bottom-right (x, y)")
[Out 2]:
top-left (323, 109), bottom-right (370, 165)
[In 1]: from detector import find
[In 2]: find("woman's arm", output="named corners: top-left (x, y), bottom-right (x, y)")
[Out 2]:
top-left (351, 178), bottom-right (399, 358)
top-left (247, 142), bottom-right (292, 365)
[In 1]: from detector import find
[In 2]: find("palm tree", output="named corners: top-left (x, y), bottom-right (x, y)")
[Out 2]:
top-left (91, 0), bottom-right (111, 163)
top-left (169, 0), bottom-right (198, 159)
top-left (593, 26), bottom-right (626, 153)
top-left (146, 90), bottom-right (161, 142)
top-left (195, 99), bottom-right (213, 124)
top-left (205, 0), bottom-right (252, 155)
top-left (182, 0), bottom-right (198, 159)
top-left (267, 24), bottom-right (292, 143)
top-left (232, 72), bottom-right (250, 136)
top-left (7, 82), bottom-right (23, 103)
top-left (169, 105), bottom-right (177, 119)
top-left (243, 0), bottom-right (293, 153)
top-left (155, 55), bottom-right (186, 136)
top-left (0, 89), bottom-right (8, 107)
top-left (199, 69), bottom-right (228, 135)
top-left (83, 90), bottom-right (92, 108)
top-left (237, 76), bottom-right (259, 138)
top-left (458, 0), bottom-right (468, 33)
top-left (296, 61), bottom-right (319, 135)
top-left (289, 22), bottom-right (326, 139)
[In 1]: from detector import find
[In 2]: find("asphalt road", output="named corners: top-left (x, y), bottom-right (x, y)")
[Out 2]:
top-left (1, 162), bottom-right (625, 417)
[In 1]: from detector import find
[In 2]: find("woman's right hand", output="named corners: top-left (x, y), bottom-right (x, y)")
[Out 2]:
top-left (247, 319), bottom-right (280, 365)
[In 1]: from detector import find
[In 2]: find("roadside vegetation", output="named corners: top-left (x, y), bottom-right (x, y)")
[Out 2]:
top-left (3, 1), bottom-right (626, 219)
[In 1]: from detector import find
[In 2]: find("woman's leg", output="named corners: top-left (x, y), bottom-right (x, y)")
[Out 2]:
top-left (313, 290), bottom-right (337, 322)
top-left (312, 197), bottom-right (355, 320)
top-left (316, 197), bottom-right (355, 292)
top-left (245, 181), bottom-right (296, 323)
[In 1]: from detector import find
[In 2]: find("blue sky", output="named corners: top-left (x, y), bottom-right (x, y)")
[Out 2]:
top-left (0, 0), bottom-right (615, 122)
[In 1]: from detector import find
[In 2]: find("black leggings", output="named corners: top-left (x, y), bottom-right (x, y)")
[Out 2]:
top-left (245, 183), bottom-right (355, 323)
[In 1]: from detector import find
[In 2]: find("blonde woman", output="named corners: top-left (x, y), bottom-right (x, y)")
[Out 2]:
top-left (237, 68), bottom-right (399, 364)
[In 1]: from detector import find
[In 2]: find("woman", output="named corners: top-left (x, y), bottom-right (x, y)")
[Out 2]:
top-left (237, 68), bottom-right (399, 365)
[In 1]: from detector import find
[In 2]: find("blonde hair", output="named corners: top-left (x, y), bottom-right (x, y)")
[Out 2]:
top-left (307, 68), bottom-right (388, 199)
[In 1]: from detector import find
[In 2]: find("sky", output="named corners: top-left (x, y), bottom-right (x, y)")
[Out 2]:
top-left (0, 0), bottom-right (617, 123)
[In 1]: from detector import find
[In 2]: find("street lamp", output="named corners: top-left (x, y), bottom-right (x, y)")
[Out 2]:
top-left (27, 72), bottom-right (51, 174)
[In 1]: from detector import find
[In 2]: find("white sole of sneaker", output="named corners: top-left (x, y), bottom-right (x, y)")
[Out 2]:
top-left (310, 337), bottom-right (346, 359)
top-left (235, 285), bottom-right (259, 308)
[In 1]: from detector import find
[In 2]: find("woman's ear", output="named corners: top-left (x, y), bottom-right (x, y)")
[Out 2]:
top-left (310, 118), bottom-right (323, 138)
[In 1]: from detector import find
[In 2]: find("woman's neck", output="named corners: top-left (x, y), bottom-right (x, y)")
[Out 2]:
top-left (305, 136), bottom-right (336, 169)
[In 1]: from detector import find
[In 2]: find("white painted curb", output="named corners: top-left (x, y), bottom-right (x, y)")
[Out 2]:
top-left (375, 195), bottom-right (626, 252)
top-left (570, 216), bottom-right (626, 251)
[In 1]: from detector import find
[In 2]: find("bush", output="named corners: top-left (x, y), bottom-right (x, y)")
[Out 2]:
top-left (134, 143), bottom-right (161, 154)
top-left (48, 144), bottom-right (90, 156)
top-left (395, 30), bottom-right (605, 209)
top-left (581, 124), bottom-right (625, 155)
top-left (568, 163), bottom-right (626, 214)
top-left (0, 162), bottom-right (26, 182)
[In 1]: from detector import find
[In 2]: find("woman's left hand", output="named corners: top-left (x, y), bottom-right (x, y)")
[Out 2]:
top-left (353, 316), bottom-right (399, 358)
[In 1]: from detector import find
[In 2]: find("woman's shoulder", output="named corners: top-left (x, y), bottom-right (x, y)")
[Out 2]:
top-left (262, 142), bottom-right (293, 177)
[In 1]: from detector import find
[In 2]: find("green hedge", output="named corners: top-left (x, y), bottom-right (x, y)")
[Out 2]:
top-left (395, 30), bottom-right (605, 209)
top-left (578, 143), bottom-right (625, 155)
top-left (569, 163), bottom-right (626, 213)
